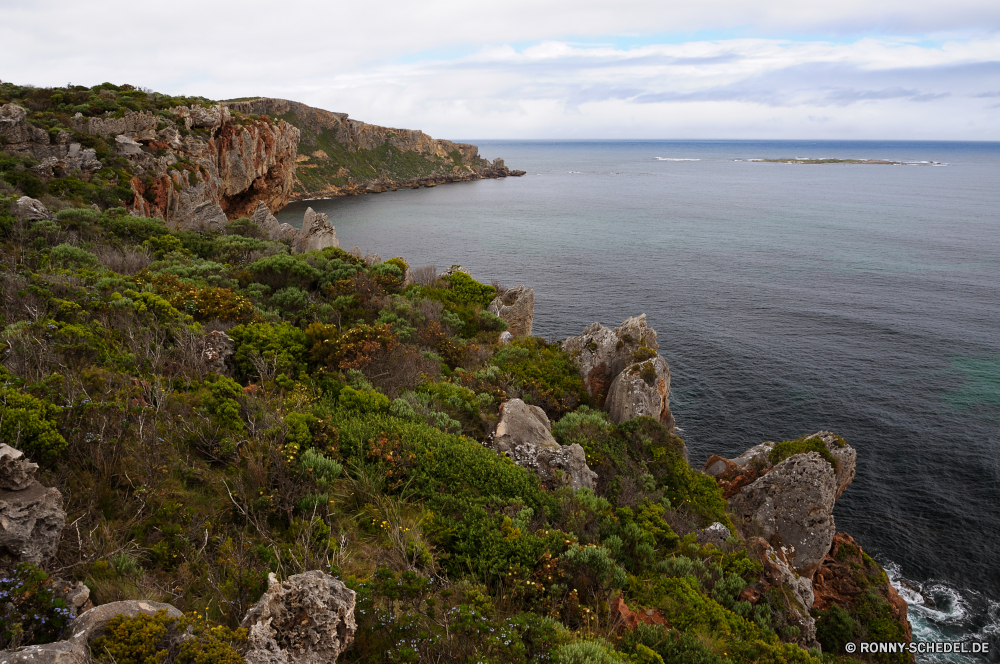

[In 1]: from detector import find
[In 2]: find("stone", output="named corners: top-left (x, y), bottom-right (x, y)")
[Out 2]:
top-left (729, 453), bottom-right (838, 579)
top-left (748, 537), bottom-right (819, 651)
top-left (498, 331), bottom-right (513, 344)
top-left (14, 196), bottom-right (52, 221)
top-left (188, 104), bottom-right (230, 130)
top-left (0, 600), bottom-right (182, 663)
top-left (808, 431), bottom-right (856, 499)
top-left (492, 399), bottom-right (597, 491)
top-left (702, 454), bottom-right (738, 480)
top-left (487, 285), bottom-right (534, 337)
top-left (114, 134), bottom-right (143, 155)
top-left (201, 331), bottom-right (234, 373)
top-left (605, 355), bottom-right (674, 428)
top-left (562, 314), bottom-right (660, 403)
top-left (0, 639), bottom-right (88, 664)
top-left (294, 208), bottom-right (339, 253)
top-left (0, 480), bottom-right (66, 564)
top-left (0, 444), bottom-right (38, 491)
top-left (188, 201), bottom-right (229, 232)
top-left (695, 521), bottom-right (732, 548)
top-left (438, 265), bottom-right (470, 278)
top-left (251, 201), bottom-right (297, 242)
top-left (242, 570), bottom-right (357, 664)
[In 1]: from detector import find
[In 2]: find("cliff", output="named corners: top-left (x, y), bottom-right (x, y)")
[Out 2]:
top-left (223, 98), bottom-right (525, 199)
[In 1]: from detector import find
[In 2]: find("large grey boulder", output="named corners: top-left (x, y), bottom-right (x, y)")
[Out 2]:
top-left (809, 431), bottom-right (856, 498)
top-left (14, 196), bottom-right (52, 221)
top-left (492, 399), bottom-right (597, 491)
top-left (0, 443), bottom-right (38, 491)
top-left (0, 600), bottom-right (181, 663)
top-left (605, 355), bottom-right (674, 428)
top-left (114, 134), bottom-right (144, 156)
top-left (242, 571), bottom-right (357, 664)
top-left (487, 285), bottom-right (534, 337)
top-left (294, 208), bottom-right (339, 253)
top-left (0, 479), bottom-right (66, 564)
top-left (729, 452), bottom-right (837, 579)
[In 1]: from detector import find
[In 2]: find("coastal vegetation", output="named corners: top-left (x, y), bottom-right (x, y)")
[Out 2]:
top-left (1, 83), bottom-right (909, 664)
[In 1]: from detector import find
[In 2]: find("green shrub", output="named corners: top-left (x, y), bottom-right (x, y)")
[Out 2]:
top-left (300, 447), bottom-right (343, 488)
top-left (553, 640), bottom-right (627, 664)
top-left (768, 436), bottom-right (838, 472)
top-left (142, 234), bottom-right (187, 259)
top-left (249, 253), bottom-right (321, 290)
top-left (446, 270), bottom-right (496, 307)
top-left (490, 337), bottom-right (591, 419)
top-left (99, 210), bottom-right (168, 242)
top-left (620, 624), bottom-right (723, 664)
top-left (91, 610), bottom-right (246, 664)
top-left (50, 243), bottom-right (98, 269)
top-left (815, 604), bottom-right (857, 656)
top-left (227, 321), bottom-right (309, 380)
top-left (0, 388), bottom-right (68, 463)
top-left (338, 386), bottom-right (390, 413)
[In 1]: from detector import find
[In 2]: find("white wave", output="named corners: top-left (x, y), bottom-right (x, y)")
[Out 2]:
top-left (568, 171), bottom-right (583, 174)
top-left (654, 157), bottom-right (701, 161)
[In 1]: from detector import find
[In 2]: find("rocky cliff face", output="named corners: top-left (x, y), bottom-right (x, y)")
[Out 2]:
top-left (1, 101), bottom-right (299, 231)
top-left (223, 98), bottom-right (525, 199)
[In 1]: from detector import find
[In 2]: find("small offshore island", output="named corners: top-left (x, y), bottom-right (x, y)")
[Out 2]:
top-left (1, 81), bottom-right (914, 664)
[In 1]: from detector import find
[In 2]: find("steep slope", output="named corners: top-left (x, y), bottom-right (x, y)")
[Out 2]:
top-left (224, 98), bottom-right (524, 198)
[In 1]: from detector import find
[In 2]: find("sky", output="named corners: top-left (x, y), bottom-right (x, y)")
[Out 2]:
top-left (2, 0), bottom-right (999, 140)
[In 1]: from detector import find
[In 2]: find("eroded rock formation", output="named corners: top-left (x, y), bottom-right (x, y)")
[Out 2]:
top-left (563, 314), bottom-right (674, 428)
top-left (0, 445), bottom-right (65, 564)
top-left (487, 285), bottom-right (534, 337)
top-left (1, 102), bottom-right (299, 231)
top-left (223, 98), bottom-right (525, 200)
top-left (491, 398), bottom-right (597, 491)
top-left (242, 570), bottom-right (357, 664)
top-left (248, 201), bottom-right (340, 253)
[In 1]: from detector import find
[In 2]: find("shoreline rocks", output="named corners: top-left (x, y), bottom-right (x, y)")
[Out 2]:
top-left (487, 285), bottom-right (534, 337)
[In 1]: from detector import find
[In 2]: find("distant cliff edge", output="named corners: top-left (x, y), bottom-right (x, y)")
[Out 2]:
top-left (224, 98), bottom-right (525, 200)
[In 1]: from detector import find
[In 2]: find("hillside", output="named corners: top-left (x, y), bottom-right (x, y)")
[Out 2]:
top-left (224, 98), bottom-right (524, 198)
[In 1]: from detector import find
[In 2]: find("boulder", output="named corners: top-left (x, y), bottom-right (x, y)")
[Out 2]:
top-left (492, 399), bottom-right (597, 491)
top-left (188, 201), bottom-right (229, 232)
top-left (438, 265), bottom-right (470, 278)
top-left (0, 443), bottom-right (38, 491)
top-left (251, 201), bottom-right (297, 242)
top-left (694, 521), bottom-right (732, 548)
top-left (201, 330), bottom-right (234, 373)
top-left (498, 331), bottom-right (513, 345)
top-left (562, 314), bottom-right (660, 403)
top-left (605, 355), bottom-right (674, 428)
top-left (0, 600), bottom-right (182, 663)
top-left (294, 208), bottom-right (339, 253)
top-left (808, 431), bottom-right (856, 499)
top-left (729, 453), bottom-right (837, 579)
top-left (13, 196), bottom-right (52, 221)
top-left (487, 285), bottom-right (534, 337)
top-left (0, 479), bottom-right (66, 564)
top-left (242, 570), bottom-right (357, 664)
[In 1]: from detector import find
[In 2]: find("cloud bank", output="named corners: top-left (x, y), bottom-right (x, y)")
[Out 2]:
top-left (1, 0), bottom-right (999, 139)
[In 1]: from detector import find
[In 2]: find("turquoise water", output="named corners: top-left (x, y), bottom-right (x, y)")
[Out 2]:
top-left (278, 140), bottom-right (1000, 658)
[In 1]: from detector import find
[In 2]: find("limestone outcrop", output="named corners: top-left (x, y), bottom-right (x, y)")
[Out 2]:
top-left (13, 196), bottom-right (53, 221)
top-left (487, 285), bottom-right (534, 337)
top-left (0, 443), bottom-right (39, 491)
top-left (1, 102), bottom-right (299, 231)
top-left (605, 355), bottom-right (674, 429)
top-left (729, 453), bottom-right (837, 579)
top-left (201, 330), bottom-right (235, 373)
top-left (563, 315), bottom-right (674, 428)
top-left (223, 98), bottom-right (525, 200)
top-left (491, 398), bottom-right (597, 491)
top-left (242, 570), bottom-right (357, 664)
top-left (707, 432), bottom-right (856, 580)
top-left (747, 537), bottom-right (820, 651)
top-left (0, 446), bottom-right (65, 564)
top-left (247, 201), bottom-right (339, 254)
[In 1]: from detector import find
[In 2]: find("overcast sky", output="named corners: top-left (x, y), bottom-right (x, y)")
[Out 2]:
top-left (2, 0), bottom-right (999, 139)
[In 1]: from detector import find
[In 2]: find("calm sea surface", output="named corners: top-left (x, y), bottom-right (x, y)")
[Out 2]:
top-left (278, 140), bottom-right (1000, 658)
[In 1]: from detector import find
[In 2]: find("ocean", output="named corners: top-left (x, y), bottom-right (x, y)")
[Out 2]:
top-left (277, 140), bottom-right (1000, 660)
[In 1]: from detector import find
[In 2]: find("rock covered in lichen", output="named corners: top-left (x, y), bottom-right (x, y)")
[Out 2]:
top-left (487, 285), bottom-right (534, 337)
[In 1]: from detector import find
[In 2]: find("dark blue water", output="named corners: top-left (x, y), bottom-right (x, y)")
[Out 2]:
top-left (278, 141), bottom-right (1000, 657)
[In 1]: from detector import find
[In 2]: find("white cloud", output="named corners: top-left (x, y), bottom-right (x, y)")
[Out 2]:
top-left (1, 0), bottom-right (999, 138)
